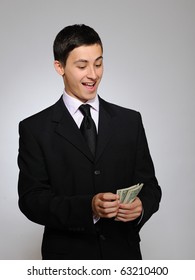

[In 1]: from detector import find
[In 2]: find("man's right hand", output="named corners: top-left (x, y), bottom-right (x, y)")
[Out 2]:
top-left (92, 193), bottom-right (120, 219)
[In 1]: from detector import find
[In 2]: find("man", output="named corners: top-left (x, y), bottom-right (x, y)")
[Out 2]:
top-left (18, 24), bottom-right (161, 260)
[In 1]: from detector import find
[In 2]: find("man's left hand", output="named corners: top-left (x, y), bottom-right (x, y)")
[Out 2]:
top-left (115, 197), bottom-right (143, 222)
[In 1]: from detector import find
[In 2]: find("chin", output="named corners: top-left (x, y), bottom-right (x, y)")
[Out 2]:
top-left (83, 92), bottom-right (97, 102)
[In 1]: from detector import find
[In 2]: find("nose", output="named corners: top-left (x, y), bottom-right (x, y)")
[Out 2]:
top-left (87, 66), bottom-right (98, 80)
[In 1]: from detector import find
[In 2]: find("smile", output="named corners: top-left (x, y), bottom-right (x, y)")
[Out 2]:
top-left (82, 82), bottom-right (96, 88)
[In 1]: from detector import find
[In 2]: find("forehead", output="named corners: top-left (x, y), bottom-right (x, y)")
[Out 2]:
top-left (68, 44), bottom-right (103, 62)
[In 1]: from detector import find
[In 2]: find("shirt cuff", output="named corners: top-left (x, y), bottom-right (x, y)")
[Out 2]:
top-left (137, 208), bottom-right (144, 225)
top-left (93, 215), bottom-right (100, 224)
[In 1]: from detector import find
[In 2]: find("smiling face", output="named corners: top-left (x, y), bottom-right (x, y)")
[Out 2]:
top-left (54, 44), bottom-right (103, 103)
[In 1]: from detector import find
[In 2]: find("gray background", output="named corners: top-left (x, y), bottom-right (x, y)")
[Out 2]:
top-left (0, 0), bottom-right (194, 259)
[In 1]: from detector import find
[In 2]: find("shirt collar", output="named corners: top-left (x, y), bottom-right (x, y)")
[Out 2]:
top-left (63, 90), bottom-right (99, 115)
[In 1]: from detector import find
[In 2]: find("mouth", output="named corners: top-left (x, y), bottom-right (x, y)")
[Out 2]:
top-left (82, 82), bottom-right (96, 90)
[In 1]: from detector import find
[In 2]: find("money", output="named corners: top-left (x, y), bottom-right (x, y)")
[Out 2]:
top-left (116, 183), bottom-right (144, 204)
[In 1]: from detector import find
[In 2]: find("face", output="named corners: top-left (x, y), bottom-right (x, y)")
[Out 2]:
top-left (55, 44), bottom-right (103, 103)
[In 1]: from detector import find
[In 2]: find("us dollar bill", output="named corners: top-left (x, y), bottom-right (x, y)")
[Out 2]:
top-left (116, 183), bottom-right (144, 203)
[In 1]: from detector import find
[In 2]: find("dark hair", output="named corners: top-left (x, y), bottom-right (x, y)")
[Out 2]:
top-left (53, 24), bottom-right (103, 66)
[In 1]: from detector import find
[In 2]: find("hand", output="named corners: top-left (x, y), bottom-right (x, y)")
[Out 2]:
top-left (115, 197), bottom-right (143, 222)
top-left (92, 192), bottom-right (120, 219)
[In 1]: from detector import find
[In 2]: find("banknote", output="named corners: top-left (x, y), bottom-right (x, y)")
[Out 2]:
top-left (116, 183), bottom-right (143, 203)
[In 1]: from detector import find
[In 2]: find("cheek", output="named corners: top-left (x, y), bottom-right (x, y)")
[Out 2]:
top-left (70, 72), bottom-right (85, 85)
top-left (65, 73), bottom-right (79, 87)
top-left (98, 67), bottom-right (104, 78)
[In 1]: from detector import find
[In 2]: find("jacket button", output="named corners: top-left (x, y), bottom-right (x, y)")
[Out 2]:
top-left (99, 234), bottom-right (106, 241)
top-left (94, 170), bottom-right (101, 175)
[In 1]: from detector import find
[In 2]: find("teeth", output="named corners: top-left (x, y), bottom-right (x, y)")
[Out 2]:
top-left (83, 82), bottom-right (95, 86)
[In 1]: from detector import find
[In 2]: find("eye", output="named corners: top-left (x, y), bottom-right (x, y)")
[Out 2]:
top-left (95, 63), bottom-right (102, 68)
top-left (77, 65), bottom-right (86, 69)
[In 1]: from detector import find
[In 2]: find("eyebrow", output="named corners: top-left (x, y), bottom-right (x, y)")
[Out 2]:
top-left (74, 56), bottom-right (103, 64)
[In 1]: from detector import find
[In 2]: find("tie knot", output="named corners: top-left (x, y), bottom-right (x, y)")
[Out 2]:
top-left (79, 104), bottom-right (91, 117)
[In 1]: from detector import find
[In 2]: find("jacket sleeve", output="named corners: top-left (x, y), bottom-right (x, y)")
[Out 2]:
top-left (17, 121), bottom-right (94, 232)
top-left (133, 113), bottom-right (162, 230)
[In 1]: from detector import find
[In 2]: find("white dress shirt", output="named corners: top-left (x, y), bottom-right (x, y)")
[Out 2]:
top-left (62, 91), bottom-right (99, 131)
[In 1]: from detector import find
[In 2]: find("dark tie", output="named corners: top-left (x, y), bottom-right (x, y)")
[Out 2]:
top-left (79, 104), bottom-right (97, 157)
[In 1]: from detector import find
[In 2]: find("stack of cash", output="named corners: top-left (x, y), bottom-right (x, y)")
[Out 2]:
top-left (116, 183), bottom-right (144, 204)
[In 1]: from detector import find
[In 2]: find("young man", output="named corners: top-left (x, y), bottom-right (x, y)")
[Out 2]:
top-left (18, 24), bottom-right (161, 260)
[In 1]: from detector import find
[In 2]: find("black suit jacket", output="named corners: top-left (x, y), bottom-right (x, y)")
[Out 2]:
top-left (18, 96), bottom-right (161, 259)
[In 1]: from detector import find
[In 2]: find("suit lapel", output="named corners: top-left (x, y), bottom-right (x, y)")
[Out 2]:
top-left (95, 97), bottom-right (116, 162)
top-left (52, 97), bottom-right (94, 162)
top-left (51, 96), bottom-right (116, 163)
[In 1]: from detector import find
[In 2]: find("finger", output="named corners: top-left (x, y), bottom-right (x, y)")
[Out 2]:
top-left (119, 198), bottom-right (142, 211)
top-left (98, 208), bottom-right (119, 217)
top-left (92, 193), bottom-right (120, 218)
top-left (98, 206), bottom-right (119, 218)
top-left (117, 205), bottom-right (142, 221)
top-left (98, 202), bottom-right (119, 216)
top-left (99, 199), bottom-right (119, 209)
top-left (117, 209), bottom-right (141, 217)
top-left (116, 216), bottom-right (135, 222)
top-left (129, 197), bottom-right (142, 208)
top-left (118, 207), bottom-right (142, 218)
top-left (116, 211), bottom-right (141, 222)
top-left (102, 192), bottom-right (119, 201)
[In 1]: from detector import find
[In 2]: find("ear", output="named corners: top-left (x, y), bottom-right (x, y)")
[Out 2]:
top-left (54, 60), bottom-right (65, 76)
